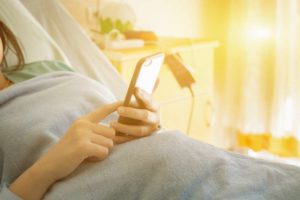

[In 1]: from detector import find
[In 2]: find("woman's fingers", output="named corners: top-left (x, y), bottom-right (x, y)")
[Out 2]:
top-left (91, 123), bottom-right (115, 139)
top-left (85, 142), bottom-right (109, 161)
top-left (90, 134), bottom-right (113, 149)
top-left (134, 88), bottom-right (159, 112)
top-left (70, 120), bottom-right (114, 152)
top-left (85, 133), bottom-right (113, 162)
top-left (117, 106), bottom-right (159, 124)
top-left (72, 119), bottom-right (116, 139)
top-left (113, 135), bottom-right (137, 144)
top-left (79, 100), bottom-right (160, 149)
top-left (110, 122), bottom-right (157, 137)
top-left (85, 101), bottom-right (123, 123)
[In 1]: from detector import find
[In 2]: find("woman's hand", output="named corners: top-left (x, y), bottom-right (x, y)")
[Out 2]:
top-left (111, 88), bottom-right (161, 144)
top-left (37, 102), bottom-right (122, 181)
top-left (9, 102), bottom-right (121, 200)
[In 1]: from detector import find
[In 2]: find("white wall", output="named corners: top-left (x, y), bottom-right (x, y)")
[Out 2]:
top-left (123, 0), bottom-right (202, 38)
top-left (60, 0), bottom-right (99, 29)
top-left (61, 0), bottom-right (202, 38)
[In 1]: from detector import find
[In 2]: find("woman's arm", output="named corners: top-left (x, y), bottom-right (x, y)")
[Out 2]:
top-left (9, 88), bottom-right (161, 199)
top-left (9, 102), bottom-right (122, 200)
top-left (9, 162), bottom-right (56, 200)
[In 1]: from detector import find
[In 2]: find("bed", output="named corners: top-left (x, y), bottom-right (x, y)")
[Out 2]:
top-left (1, 0), bottom-right (300, 200)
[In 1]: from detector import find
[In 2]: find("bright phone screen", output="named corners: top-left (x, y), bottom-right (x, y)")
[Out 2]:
top-left (135, 54), bottom-right (164, 94)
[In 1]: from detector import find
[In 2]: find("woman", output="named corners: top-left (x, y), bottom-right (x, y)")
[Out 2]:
top-left (1, 20), bottom-right (300, 200)
top-left (0, 20), bottom-right (161, 199)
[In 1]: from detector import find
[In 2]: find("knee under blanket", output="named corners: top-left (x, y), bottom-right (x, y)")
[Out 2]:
top-left (1, 72), bottom-right (300, 200)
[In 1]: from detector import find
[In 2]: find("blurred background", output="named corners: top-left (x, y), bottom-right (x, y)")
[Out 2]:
top-left (60, 0), bottom-right (300, 163)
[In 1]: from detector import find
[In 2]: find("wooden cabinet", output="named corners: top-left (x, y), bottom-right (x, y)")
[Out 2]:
top-left (101, 37), bottom-right (218, 144)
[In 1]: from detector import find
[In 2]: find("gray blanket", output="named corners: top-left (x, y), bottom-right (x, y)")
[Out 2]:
top-left (1, 72), bottom-right (300, 200)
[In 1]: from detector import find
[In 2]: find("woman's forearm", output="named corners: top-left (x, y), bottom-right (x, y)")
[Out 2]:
top-left (8, 102), bottom-right (122, 200)
top-left (9, 162), bottom-right (56, 200)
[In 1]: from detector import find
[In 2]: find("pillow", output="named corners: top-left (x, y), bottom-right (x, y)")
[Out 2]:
top-left (20, 0), bottom-right (127, 100)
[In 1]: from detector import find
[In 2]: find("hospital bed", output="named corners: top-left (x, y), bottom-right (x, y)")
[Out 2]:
top-left (1, 0), bottom-right (300, 199)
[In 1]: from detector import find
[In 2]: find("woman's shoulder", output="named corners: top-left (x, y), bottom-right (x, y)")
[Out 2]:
top-left (4, 60), bottom-right (75, 84)
top-left (26, 60), bottom-right (75, 72)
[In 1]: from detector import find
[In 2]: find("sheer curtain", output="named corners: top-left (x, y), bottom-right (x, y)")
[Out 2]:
top-left (271, 0), bottom-right (300, 156)
top-left (217, 0), bottom-right (300, 157)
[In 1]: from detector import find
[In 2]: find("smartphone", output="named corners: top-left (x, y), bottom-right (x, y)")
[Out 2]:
top-left (117, 53), bottom-right (165, 131)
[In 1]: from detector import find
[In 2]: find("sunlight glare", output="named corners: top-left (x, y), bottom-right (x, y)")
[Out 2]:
top-left (246, 26), bottom-right (272, 41)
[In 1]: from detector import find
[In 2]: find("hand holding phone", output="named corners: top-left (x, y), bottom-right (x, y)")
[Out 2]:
top-left (117, 53), bottom-right (164, 134)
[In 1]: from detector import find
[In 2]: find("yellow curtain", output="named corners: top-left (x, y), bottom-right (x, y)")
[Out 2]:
top-left (218, 0), bottom-right (300, 157)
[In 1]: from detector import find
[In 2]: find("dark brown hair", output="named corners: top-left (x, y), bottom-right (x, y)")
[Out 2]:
top-left (0, 20), bottom-right (24, 71)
